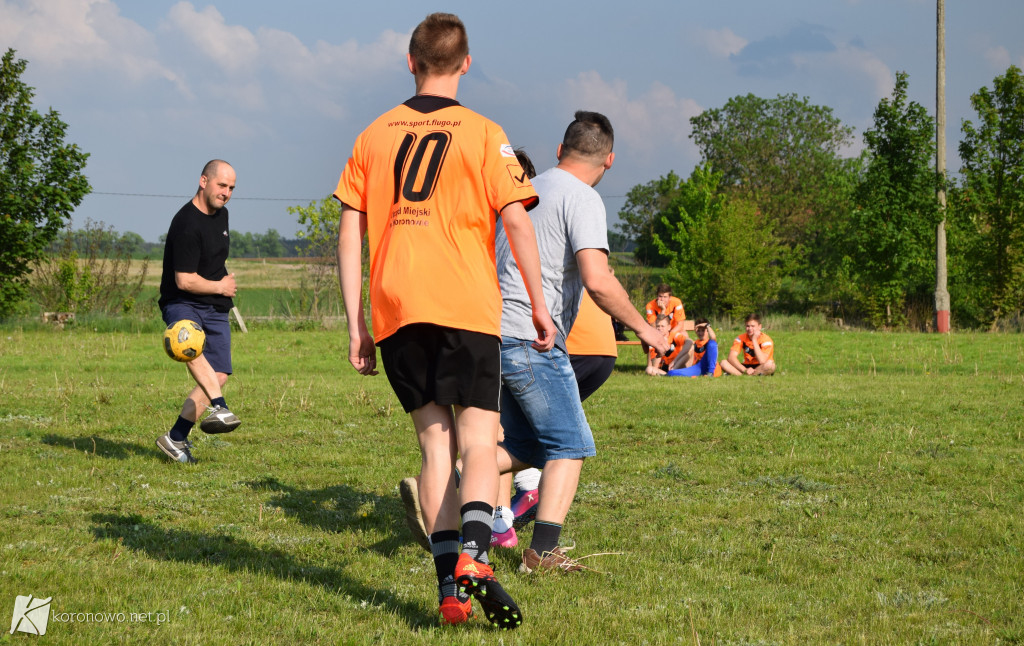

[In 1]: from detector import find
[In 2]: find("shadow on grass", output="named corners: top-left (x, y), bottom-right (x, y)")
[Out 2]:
top-left (89, 512), bottom-right (434, 630)
top-left (242, 476), bottom-right (411, 556)
top-left (42, 434), bottom-right (153, 460)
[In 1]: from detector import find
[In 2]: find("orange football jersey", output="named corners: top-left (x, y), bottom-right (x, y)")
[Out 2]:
top-left (334, 97), bottom-right (537, 342)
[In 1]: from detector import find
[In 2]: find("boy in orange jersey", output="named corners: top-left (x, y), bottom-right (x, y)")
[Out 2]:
top-left (335, 13), bottom-right (554, 629)
top-left (721, 313), bottom-right (776, 376)
top-left (646, 314), bottom-right (692, 375)
top-left (645, 284), bottom-right (687, 337)
top-left (665, 318), bottom-right (722, 377)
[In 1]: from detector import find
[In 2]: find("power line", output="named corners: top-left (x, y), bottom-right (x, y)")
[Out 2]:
top-left (92, 190), bottom-right (629, 201)
top-left (92, 191), bottom-right (318, 202)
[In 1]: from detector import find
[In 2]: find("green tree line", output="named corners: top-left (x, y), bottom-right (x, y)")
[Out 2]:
top-left (46, 227), bottom-right (308, 260)
top-left (619, 66), bottom-right (1024, 330)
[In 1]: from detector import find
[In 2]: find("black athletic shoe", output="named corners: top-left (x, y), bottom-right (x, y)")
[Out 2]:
top-left (454, 553), bottom-right (523, 630)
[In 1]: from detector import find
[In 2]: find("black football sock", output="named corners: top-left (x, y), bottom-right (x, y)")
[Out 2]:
top-left (210, 397), bottom-right (227, 409)
top-left (430, 530), bottom-right (461, 602)
top-left (460, 501), bottom-right (494, 565)
top-left (169, 415), bottom-right (193, 442)
top-left (529, 520), bottom-right (562, 556)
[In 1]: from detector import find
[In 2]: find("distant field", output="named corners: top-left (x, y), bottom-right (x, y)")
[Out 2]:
top-left (1, 328), bottom-right (1021, 643)
top-left (128, 257), bottom-right (318, 290)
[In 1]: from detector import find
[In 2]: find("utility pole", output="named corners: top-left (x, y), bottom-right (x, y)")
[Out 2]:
top-left (934, 0), bottom-right (951, 332)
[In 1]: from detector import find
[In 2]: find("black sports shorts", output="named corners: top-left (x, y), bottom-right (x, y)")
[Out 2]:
top-left (379, 323), bottom-right (501, 413)
top-left (569, 354), bottom-right (616, 402)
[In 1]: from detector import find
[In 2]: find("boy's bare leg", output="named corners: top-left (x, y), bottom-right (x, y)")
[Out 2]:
top-left (453, 406), bottom-right (500, 508)
top-left (497, 473), bottom-right (514, 508)
top-left (411, 403), bottom-right (461, 534)
top-left (720, 359), bottom-right (743, 376)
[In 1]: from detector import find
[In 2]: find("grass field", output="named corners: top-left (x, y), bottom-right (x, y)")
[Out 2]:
top-left (1, 327), bottom-right (1022, 644)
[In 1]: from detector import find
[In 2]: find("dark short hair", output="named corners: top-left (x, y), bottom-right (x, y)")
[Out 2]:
top-left (656, 283), bottom-right (672, 296)
top-left (562, 110), bottom-right (613, 159)
top-left (745, 313), bottom-right (761, 324)
top-left (409, 13), bottom-right (469, 75)
top-left (514, 148), bottom-right (536, 179)
top-left (655, 314), bottom-right (672, 326)
top-left (695, 318), bottom-right (709, 327)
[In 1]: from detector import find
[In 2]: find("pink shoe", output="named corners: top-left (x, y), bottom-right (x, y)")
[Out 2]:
top-left (490, 527), bottom-right (518, 548)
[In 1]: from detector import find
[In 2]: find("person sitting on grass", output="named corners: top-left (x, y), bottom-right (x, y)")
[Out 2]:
top-left (645, 283), bottom-right (687, 337)
top-left (720, 313), bottom-right (776, 376)
top-left (666, 318), bottom-right (722, 377)
top-left (646, 314), bottom-right (692, 376)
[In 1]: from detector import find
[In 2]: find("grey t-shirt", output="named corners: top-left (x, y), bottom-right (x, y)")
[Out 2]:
top-left (496, 166), bottom-right (610, 349)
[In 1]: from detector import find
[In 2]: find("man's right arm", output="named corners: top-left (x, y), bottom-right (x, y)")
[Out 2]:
top-left (336, 202), bottom-right (377, 376)
top-left (175, 272), bottom-right (236, 297)
top-left (578, 248), bottom-right (668, 355)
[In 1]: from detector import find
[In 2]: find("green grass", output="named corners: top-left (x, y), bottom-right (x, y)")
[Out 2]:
top-left (1, 329), bottom-right (1022, 644)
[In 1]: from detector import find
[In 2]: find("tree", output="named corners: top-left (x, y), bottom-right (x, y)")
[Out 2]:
top-left (653, 165), bottom-right (783, 317)
top-left (254, 229), bottom-right (285, 258)
top-left (958, 65), bottom-right (1024, 323)
top-left (230, 231), bottom-right (255, 257)
top-left (689, 93), bottom-right (855, 248)
top-left (0, 49), bottom-right (90, 315)
top-left (615, 170), bottom-right (685, 266)
top-left (31, 220), bottom-right (148, 315)
top-left (844, 71), bottom-right (939, 328)
top-left (288, 196), bottom-right (343, 317)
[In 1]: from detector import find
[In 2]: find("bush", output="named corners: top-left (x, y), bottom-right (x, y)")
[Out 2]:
top-left (30, 220), bottom-right (148, 315)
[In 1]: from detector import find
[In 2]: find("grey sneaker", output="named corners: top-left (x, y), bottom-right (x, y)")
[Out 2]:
top-left (199, 405), bottom-right (241, 434)
top-left (399, 477), bottom-right (431, 552)
top-left (156, 433), bottom-right (197, 464)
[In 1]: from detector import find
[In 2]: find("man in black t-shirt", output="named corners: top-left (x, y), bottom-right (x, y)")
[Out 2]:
top-left (156, 159), bottom-right (242, 464)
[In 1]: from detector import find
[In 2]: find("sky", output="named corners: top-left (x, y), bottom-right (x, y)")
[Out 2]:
top-left (2, 0), bottom-right (1022, 243)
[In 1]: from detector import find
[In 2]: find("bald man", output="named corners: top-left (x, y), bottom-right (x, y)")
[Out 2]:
top-left (157, 159), bottom-right (242, 464)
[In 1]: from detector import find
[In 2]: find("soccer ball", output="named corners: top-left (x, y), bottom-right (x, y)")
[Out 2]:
top-left (163, 320), bottom-right (206, 362)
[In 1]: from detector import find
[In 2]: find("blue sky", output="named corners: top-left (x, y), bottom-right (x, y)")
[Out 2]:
top-left (3, 0), bottom-right (1022, 242)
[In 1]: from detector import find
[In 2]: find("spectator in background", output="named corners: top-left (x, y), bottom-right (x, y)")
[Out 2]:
top-left (645, 283), bottom-right (687, 337)
top-left (721, 313), bottom-right (776, 376)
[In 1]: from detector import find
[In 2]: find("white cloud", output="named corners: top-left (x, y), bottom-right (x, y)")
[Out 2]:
top-left (564, 71), bottom-right (703, 164)
top-left (0, 0), bottom-right (188, 93)
top-left (794, 43), bottom-right (893, 100)
top-left (163, 2), bottom-right (259, 74)
top-left (1, 0), bottom-right (409, 117)
top-left (156, 2), bottom-right (408, 117)
top-left (697, 27), bottom-right (748, 58)
top-left (984, 46), bottom-right (1011, 69)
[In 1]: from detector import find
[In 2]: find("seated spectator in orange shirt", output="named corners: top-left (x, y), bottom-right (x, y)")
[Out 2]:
top-left (666, 318), bottom-right (722, 377)
top-left (645, 283), bottom-right (687, 337)
top-left (646, 315), bottom-right (692, 376)
top-left (721, 313), bottom-right (776, 376)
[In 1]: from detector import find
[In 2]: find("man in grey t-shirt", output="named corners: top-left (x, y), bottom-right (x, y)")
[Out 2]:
top-left (494, 111), bottom-right (668, 572)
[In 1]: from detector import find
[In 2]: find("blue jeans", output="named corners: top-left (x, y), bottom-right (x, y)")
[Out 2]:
top-left (499, 338), bottom-right (596, 468)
